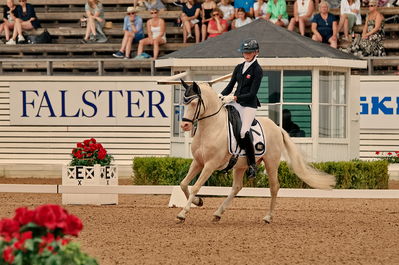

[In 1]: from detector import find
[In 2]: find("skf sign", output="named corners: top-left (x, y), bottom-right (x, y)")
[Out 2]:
top-left (360, 96), bottom-right (399, 115)
top-left (10, 81), bottom-right (171, 125)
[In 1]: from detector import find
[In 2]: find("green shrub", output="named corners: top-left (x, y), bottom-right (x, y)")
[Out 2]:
top-left (132, 157), bottom-right (389, 189)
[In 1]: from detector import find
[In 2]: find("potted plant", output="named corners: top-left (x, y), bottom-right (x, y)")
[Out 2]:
top-left (0, 204), bottom-right (98, 265)
top-left (62, 138), bottom-right (118, 205)
top-left (375, 151), bottom-right (399, 180)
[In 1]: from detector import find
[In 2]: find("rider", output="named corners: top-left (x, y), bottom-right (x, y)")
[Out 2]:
top-left (219, 38), bottom-right (263, 178)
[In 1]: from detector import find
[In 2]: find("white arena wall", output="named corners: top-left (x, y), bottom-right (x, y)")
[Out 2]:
top-left (0, 77), bottom-right (172, 178)
top-left (0, 75), bottom-right (398, 178)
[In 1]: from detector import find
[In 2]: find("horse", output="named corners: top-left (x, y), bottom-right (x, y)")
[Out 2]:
top-left (178, 79), bottom-right (336, 223)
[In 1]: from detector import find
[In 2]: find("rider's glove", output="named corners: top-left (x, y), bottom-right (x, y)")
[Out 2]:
top-left (222, 95), bottom-right (235, 104)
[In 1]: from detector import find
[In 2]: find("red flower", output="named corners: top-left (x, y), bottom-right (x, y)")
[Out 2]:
top-left (96, 143), bottom-right (103, 149)
top-left (74, 150), bottom-right (83, 159)
top-left (0, 218), bottom-right (20, 238)
top-left (375, 151), bottom-right (380, 155)
top-left (83, 139), bottom-right (91, 146)
top-left (90, 138), bottom-right (96, 144)
top-left (34, 205), bottom-right (68, 230)
top-left (14, 207), bottom-right (35, 226)
top-left (77, 143), bottom-right (84, 148)
top-left (2, 246), bottom-right (14, 264)
top-left (63, 214), bottom-right (83, 237)
top-left (388, 152), bottom-right (392, 156)
top-left (97, 148), bottom-right (107, 160)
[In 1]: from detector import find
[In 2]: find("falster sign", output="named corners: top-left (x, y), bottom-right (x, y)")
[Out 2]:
top-left (10, 81), bottom-right (171, 125)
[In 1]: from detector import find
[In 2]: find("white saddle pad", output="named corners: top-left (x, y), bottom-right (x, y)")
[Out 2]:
top-left (227, 119), bottom-right (266, 157)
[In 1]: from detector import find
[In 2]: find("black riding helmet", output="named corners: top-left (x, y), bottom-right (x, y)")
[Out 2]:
top-left (238, 39), bottom-right (259, 53)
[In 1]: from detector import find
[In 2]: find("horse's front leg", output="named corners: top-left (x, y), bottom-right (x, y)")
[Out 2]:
top-left (212, 167), bottom-right (245, 222)
top-left (177, 164), bottom-right (216, 222)
top-left (180, 159), bottom-right (203, 206)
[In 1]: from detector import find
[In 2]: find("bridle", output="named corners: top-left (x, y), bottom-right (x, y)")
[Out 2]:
top-left (181, 93), bottom-right (224, 135)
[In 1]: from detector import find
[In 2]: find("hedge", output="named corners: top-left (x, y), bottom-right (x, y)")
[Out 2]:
top-left (132, 157), bottom-right (389, 189)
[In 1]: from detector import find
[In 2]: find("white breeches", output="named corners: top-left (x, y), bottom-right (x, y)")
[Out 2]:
top-left (227, 101), bottom-right (257, 138)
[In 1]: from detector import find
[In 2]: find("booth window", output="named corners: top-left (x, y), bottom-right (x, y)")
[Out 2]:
top-left (319, 71), bottom-right (346, 138)
top-left (259, 70), bottom-right (312, 137)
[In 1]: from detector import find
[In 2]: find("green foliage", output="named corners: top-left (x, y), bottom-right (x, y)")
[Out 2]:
top-left (132, 157), bottom-right (389, 189)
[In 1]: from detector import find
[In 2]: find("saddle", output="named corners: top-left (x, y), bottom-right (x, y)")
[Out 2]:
top-left (221, 106), bottom-right (266, 172)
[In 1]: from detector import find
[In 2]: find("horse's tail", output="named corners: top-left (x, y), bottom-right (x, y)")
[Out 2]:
top-left (280, 129), bottom-right (336, 190)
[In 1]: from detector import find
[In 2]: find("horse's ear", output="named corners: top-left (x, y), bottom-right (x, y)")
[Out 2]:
top-left (192, 82), bottom-right (201, 95)
top-left (180, 79), bottom-right (189, 90)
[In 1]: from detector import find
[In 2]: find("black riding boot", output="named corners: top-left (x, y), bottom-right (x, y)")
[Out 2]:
top-left (240, 132), bottom-right (257, 179)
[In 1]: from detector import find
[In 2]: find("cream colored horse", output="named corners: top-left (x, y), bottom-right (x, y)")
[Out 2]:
top-left (178, 80), bottom-right (336, 223)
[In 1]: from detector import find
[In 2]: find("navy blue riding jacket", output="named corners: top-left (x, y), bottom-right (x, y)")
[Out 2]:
top-left (221, 60), bottom-right (263, 108)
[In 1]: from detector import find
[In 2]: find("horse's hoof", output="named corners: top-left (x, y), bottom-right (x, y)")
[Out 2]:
top-left (212, 215), bottom-right (221, 222)
top-left (194, 197), bottom-right (204, 207)
top-left (176, 216), bottom-right (185, 224)
top-left (263, 216), bottom-right (272, 224)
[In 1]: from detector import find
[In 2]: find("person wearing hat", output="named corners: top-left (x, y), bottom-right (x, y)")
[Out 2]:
top-left (112, 6), bottom-right (144, 59)
top-left (219, 38), bottom-right (263, 179)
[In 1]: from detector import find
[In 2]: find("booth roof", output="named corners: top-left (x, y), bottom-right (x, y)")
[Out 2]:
top-left (161, 19), bottom-right (360, 60)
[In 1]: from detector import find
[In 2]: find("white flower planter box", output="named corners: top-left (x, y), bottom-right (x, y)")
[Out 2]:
top-left (62, 164), bottom-right (118, 205)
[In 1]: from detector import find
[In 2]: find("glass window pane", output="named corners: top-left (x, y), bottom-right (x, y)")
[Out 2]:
top-left (319, 105), bottom-right (346, 138)
top-left (267, 105), bottom-right (280, 126)
top-left (319, 71), bottom-right (330, 103)
top-left (320, 71), bottom-right (346, 104)
top-left (258, 71), bottom-right (281, 103)
top-left (332, 72), bottom-right (346, 104)
top-left (283, 70), bottom-right (312, 103)
top-left (282, 105), bottom-right (311, 137)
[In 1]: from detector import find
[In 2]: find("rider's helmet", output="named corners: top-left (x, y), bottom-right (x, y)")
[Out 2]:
top-left (238, 39), bottom-right (259, 53)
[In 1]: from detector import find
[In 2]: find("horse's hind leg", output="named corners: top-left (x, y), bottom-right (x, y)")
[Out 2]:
top-left (263, 156), bottom-right (280, 223)
top-left (177, 164), bottom-right (216, 221)
top-left (180, 159), bottom-right (203, 206)
top-left (212, 167), bottom-right (245, 222)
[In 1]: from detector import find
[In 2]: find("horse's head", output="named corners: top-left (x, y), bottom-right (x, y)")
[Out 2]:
top-left (180, 79), bottom-right (202, 132)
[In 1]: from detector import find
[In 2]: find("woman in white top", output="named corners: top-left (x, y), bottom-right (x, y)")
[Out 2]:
top-left (287, 0), bottom-right (315, 36)
top-left (232, 7), bottom-right (252, 29)
top-left (218, 0), bottom-right (235, 26)
top-left (337, 0), bottom-right (361, 41)
top-left (135, 8), bottom-right (166, 59)
top-left (254, 0), bottom-right (268, 19)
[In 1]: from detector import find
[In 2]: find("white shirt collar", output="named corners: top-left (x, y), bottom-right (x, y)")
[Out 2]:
top-left (242, 55), bottom-right (258, 74)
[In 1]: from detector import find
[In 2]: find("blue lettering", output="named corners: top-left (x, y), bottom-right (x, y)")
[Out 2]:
top-left (371, 96), bottom-right (393, 115)
top-left (36, 91), bottom-right (56, 117)
top-left (82, 90), bottom-right (97, 118)
top-left (148, 90), bottom-right (167, 118)
top-left (21, 90), bottom-right (38, 117)
top-left (397, 97), bottom-right (399, 115)
top-left (126, 91), bottom-right (144, 118)
top-left (98, 90), bottom-right (123, 117)
top-left (360, 96), bottom-right (368, 114)
top-left (60, 90), bottom-right (80, 117)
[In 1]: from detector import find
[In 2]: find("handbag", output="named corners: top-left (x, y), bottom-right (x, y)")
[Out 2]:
top-left (27, 29), bottom-right (52, 44)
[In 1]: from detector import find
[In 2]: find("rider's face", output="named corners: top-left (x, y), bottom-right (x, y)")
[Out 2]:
top-left (242, 51), bottom-right (257, 62)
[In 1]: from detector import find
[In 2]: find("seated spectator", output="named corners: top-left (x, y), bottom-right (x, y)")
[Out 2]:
top-left (201, 0), bottom-right (217, 41)
top-left (287, 0), bottom-right (314, 36)
top-left (232, 7), bottom-right (252, 29)
top-left (81, 0), bottom-right (107, 43)
top-left (142, 0), bottom-right (166, 11)
top-left (181, 0), bottom-right (201, 43)
top-left (6, 0), bottom-right (40, 45)
top-left (113, 7), bottom-right (144, 59)
top-left (341, 0), bottom-right (385, 56)
top-left (311, 1), bottom-right (337, 48)
top-left (254, 0), bottom-right (268, 20)
top-left (134, 8), bottom-right (166, 59)
top-left (234, 0), bottom-right (254, 17)
top-left (283, 109), bottom-right (304, 137)
top-left (218, 0), bottom-right (235, 27)
top-left (207, 8), bottom-right (228, 38)
top-left (265, 0), bottom-right (289, 27)
top-left (0, 0), bottom-right (16, 44)
top-left (337, 0), bottom-right (361, 42)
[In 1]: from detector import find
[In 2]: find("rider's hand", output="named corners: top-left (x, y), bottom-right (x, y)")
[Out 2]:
top-left (222, 95), bottom-right (235, 104)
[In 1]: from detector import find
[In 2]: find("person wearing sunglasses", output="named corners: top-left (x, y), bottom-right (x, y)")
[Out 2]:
top-left (287, 0), bottom-right (315, 36)
top-left (81, 0), bottom-right (107, 43)
top-left (341, 0), bottom-right (385, 57)
top-left (113, 6), bottom-right (144, 59)
top-left (207, 8), bottom-right (228, 38)
top-left (134, 8), bottom-right (166, 59)
top-left (0, 0), bottom-right (17, 44)
top-left (6, 0), bottom-right (40, 45)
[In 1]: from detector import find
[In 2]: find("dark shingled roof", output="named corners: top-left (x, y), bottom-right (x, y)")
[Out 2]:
top-left (162, 19), bottom-right (360, 60)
